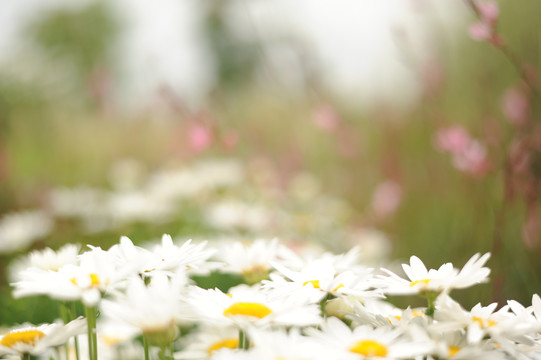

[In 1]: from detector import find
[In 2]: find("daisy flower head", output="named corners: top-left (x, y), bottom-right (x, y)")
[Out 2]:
top-left (101, 272), bottom-right (187, 346)
top-left (0, 210), bottom-right (53, 254)
top-left (174, 325), bottom-right (240, 359)
top-left (146, 234), bottom-right (217, 276)
top-left (186, 284), bottom-right (321, 330)
top-left (434, 294), bottom-right (533, 347)
top-left (234, 328), bottom-right (334, 360)
top-left (0, 318), bottom-right (86, 358)
top-left (9, 243), bottom-right (80, 282)
top-left (215, 238), bottom-right (299, 284)
top-left (265, 258), bottom-right (381, 304)
top-left (307, 317), bottom-right (431, 359)
top-left (378, 253), bottom-right (491, 296)
top-left (13, 245), bottom-right (132, 306)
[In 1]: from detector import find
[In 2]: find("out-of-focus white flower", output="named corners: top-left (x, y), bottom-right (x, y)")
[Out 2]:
top-left (186, 285), bottom-right (321, 329)
top-left (435, 295), bottom-right (535, 346)
top-left (174, 325), bottom-right (240, 359)
top-left (235, 328), bottom-right (334, 360)
top-left (102, 273), bottom-right (187, 345)
top-left (28, 244), bottom-right (80, 271)
top-left (0, 211), bottom-right (53, 253)
top-left (147, 159), bottom-right (243, 201)
top-left (147, 234), bottom-right (218, 276)
top-left (307, 317), bottom-right (431, 359)
top-left (346, 229), bottom-right (392, 265)
top-left (205, 200), bottom-right (271, 232)
top-left (215, 239), bottom-right (299, 284)
top-left (9, 243), bottom-right (80, 282)
top-left (0, 318), bottom-right (86, 357)
top-left (265, 258), bottom-right (381, 303)
top-left (108, 190), bottom-right (176, 225)
top-left (377, 253), bottom-right (491, 295)
top-left (48, 186), bottom-right (108, 220)
top-left (13, 246), bottom-right (132, 306)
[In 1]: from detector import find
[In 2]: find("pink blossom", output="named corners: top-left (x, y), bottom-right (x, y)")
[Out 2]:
top-left (371, 180), bottom-right (402, 218)
top-left (312, 104), bottom-right (341, 133)
top-left (502, 87), bottom-right (529, 127)
top-left (188, 123), bottom-right (213, 153)
top-left (452, 140), bottom-right (491, 177)
top-left (468, 1), bottom-right (502, 44)
top-left (468, 22), bottom-right (492, 42)
top-left (435, 126), bottom-right (471, 154)
top-left (477, 1), bottom-right (499, 25)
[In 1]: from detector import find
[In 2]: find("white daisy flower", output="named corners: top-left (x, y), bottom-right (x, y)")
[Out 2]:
top-left (412, 327), bottom-right (507, 360)
top-left (0, 318), bottom-right (86, 357)
top-left (307, 317), bottom-right (431, 359)
top-left (186, 284), bottom-right (321, 329)
top-left (8, 243), bottom-right (80, 282)
top-left (146, 234), bottom-right (218, 276)
top-left (434, 295), bottom-right (532, 346)
top-left (223, 328), bottom-right (334, 360)
top-left (101, 273), bottom-right (187, 346)
top-left (347, 299), bottom-right (424, 328)
top-left (377, 253), bottom-right (491, 295)
top-left (215, 238), bottom-right (300, 284)
top-left (13, 246), bottom-right (132, 306)
top-left (107, 236), bottom-right (157, 277)
top-left (265, 258), bottom-right (381, 303)
top-left (174, 325), bottom-right (240, 359)
top-left (0, 210), bottom-right (53, 254)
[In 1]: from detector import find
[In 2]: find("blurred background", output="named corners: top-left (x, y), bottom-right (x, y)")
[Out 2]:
top-left (1, 0), bottom-right (541, 325)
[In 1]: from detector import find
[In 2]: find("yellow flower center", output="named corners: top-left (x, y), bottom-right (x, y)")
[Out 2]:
top-left (89, 273), bottom-right (101, 286)
top-left (207, 338), bottom-right (239, 354)
top-left (332, 284), bottom-right (344, 292)
top-left (349, 340), bottom-right (388, 357)
top-left (409, 279), bottom-right (431, 287)
top-left (303, 280), bottom-right (320, 288)
top-left (70, 273), bottom-right (102, 287)
top-left (0, 329), bottom-right (45, 348)
top-left (223, 302), bottom-right (272, 319)
top-left (448, 345), bottom-right (461, 357)
top-left (471, 316), bottom-right (497, 328)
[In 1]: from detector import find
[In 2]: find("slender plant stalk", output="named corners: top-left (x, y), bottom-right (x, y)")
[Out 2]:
top-left (464, 0), bottom-right (541, 104)
top-left (84, 306), bottom-right (98, 360)
top-left (238, 329), bottom-right (250, 350)
top-left (59, 303), bottom-right (70, 360)
top-left (70, 302), bottom-right (81, 360)
top-left (143, 335), bottom-right (150, 360)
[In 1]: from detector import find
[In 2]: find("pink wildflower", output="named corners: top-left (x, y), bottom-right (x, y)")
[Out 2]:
top-left (502, 86), bottom-right (529, 127)
top-left (452, 140), bottom-right (491, 177)
top-left (188, 123), bottom-right (213, 153)
top-left (468, 1), bottom-right (502, 45)
top-left (371, 180), bottom-right (402, 218)
top-left (435, 126), bottom-right (471, 153)
top-left (312, 105), bottom-right (341, 133)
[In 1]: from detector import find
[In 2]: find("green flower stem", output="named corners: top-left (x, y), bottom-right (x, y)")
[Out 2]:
top-left (84, 306), bottom-right (98, 360)
top-left (238, 330), bottom-right (249, 350)
top-left (59, 303), bottom-right (70, 360)
top-left (422, 291), bottom-right (439, 317)
top-left (70, 302), bottom-right (81, 360)
top-left (23, 353), bottom-right (31, 360)
top-left (143, 335), bottom-right (150, 360)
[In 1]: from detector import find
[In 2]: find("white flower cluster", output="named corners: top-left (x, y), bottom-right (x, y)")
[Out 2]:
top-left (3, 236), bottom-right (541, 360)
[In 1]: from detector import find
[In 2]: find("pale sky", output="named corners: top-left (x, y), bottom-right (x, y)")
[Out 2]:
top-left (0, 0), bottom-right (464, 110)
